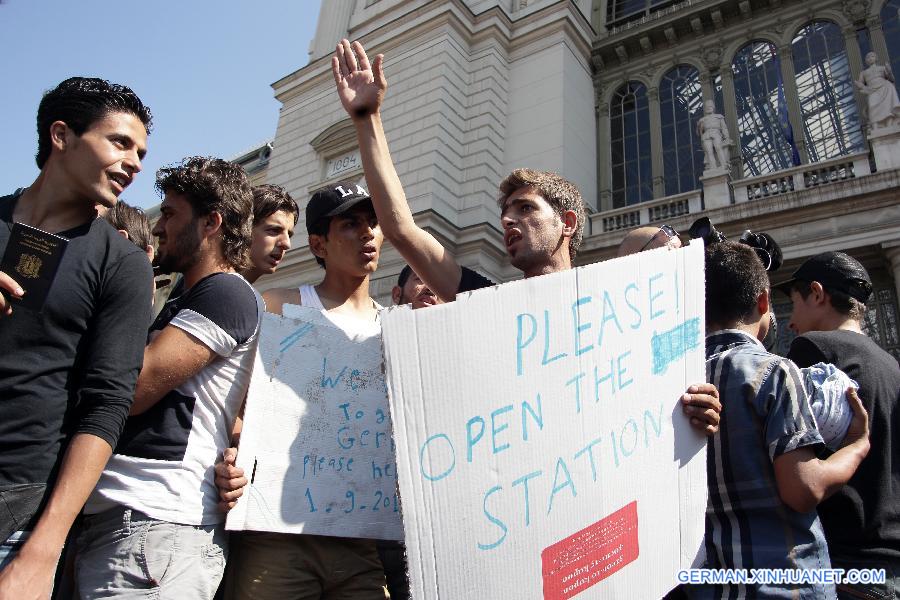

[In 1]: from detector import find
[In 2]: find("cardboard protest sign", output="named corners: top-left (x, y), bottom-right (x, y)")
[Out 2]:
top-left (226, 304), bottom-right (403, 540)
top-left (381, 241), bottom-right (708, 598)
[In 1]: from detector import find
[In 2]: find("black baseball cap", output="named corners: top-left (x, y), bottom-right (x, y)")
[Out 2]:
top-left (776, 251), bottom-right (873, 302)
top-left (306, 181), bottom-right (372, 234)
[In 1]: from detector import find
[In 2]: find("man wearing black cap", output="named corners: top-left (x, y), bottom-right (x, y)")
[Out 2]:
top-left (782, 251), bottom-right (900, 598)
top-left (219, 181), bottom-right (387, 600)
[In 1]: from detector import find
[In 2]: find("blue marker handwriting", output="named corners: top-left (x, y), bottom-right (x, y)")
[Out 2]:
top-left (515, 271), bottom-right (679, 377)
top-left (651, 318), bottom-right (701, 375)
top-left (280, 322), bottom-right (314, 353)
top-left (476, 404), bottom-right (665, 551)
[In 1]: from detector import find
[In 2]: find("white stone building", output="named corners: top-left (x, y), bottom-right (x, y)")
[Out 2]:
top-left (257, 0), bottom-right (900, 360)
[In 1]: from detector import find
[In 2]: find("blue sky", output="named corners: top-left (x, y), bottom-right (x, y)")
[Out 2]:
top-left (0, 0), bottom-right (321, 209)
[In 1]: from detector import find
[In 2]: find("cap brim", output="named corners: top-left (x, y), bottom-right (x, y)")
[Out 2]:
top-left (773, 278), bottom-right (797, 297)
top-left (321, 195), bottom-right (371, 219)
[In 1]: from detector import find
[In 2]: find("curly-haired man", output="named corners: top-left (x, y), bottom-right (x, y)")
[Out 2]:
top-left (73, 157), bottom-right (261, 599)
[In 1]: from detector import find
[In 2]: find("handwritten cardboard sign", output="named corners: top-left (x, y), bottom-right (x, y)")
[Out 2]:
top-left (226, 305), bottom-right (402, 540)
top-left (381, 241), bottom-right (708, 598)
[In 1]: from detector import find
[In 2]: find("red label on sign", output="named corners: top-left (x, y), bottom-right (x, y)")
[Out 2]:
top-left (540, 501), bottom-right (639, 599)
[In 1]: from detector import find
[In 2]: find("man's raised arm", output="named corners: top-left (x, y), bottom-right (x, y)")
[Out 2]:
top-left (332, 38), bottom-right (462, 303)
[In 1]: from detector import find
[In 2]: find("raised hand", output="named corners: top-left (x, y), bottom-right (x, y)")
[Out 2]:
top-left (332, 38), bottom-right (387, 120)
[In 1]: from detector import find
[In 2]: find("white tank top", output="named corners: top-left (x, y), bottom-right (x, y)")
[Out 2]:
top-left (297, 284), bottom-right (381, 336)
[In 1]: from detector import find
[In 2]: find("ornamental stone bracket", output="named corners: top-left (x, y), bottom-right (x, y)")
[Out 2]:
top-left (841, 0), bottom-right (870, 24)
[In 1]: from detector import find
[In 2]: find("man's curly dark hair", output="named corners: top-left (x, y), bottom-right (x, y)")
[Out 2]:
top-left (36, 77), bottom-right (152, 169)
top-left (155, 157), bottom-right (253, 270)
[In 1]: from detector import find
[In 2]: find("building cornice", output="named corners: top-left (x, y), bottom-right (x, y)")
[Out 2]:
top-left (273, 0), bottom-right (594, 106)
top-left (593, 0), bottom-right (850, 78)
top-left (578, 167), bottom-right (900, 263)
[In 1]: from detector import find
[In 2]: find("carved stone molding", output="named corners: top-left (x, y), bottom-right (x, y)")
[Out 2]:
top-left (842, 0), bottom-right (870, 24)
top-left (691, 17), bottom-right (704, 35)
top-left (700, 45), bottom-right (725, 70)
top-left (711, 9), bottom-right (725, 29)
top-left (664, 26), bottom-right (677, 45)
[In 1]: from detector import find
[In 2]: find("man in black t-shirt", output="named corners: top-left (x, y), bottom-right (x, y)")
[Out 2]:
top-left (782, 251), bottom-right (900, 599)
top-left (0, 78), bottom-right (153, 599)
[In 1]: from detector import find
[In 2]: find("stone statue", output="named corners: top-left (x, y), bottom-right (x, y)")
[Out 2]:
top-left (696, 99), bottom-right (732, 172)
top-left (855, 51), bottom-right (900, 130)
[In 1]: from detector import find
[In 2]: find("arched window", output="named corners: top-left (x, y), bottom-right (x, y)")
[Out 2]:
top-left (883, 0), bottom-right (900, 96)
top-left (659, 66), bottom-right (704, 196)
top-left (792, 21), bottom-right (864, 161)
top-left (732, 42), bottom-right (796, 177)
top-left (610, 82), bottom-right (653, 207)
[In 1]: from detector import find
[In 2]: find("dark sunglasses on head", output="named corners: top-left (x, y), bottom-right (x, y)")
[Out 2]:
top-left (640, 224), bottom-right (679, 252)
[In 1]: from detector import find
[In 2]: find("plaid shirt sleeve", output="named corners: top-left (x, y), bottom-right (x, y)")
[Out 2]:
top-left (760, 356), bottom-right (825, 462)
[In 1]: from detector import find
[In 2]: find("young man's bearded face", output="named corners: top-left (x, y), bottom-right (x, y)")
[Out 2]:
top-left (500, 186), bottom-right (567, 275)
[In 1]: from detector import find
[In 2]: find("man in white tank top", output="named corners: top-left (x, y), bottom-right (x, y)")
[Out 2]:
top-left (220, 182), bottom-right (387, 600)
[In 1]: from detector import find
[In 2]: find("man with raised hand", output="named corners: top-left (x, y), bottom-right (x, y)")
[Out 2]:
top-left (73, 157), bottom-right (261, 599)
top-left (332, 39), bottom-right (721, 434)
top-left (221, 181), bottom-right (387, 600)
top-left (783, 252), bottom-right (900, 599)
top-left (0, 77), bottom-right (153, 600)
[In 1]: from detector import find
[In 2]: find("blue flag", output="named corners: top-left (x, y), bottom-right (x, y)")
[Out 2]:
top-left (775, 56), bottom-right (802, 166)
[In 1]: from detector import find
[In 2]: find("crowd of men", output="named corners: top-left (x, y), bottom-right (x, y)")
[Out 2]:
top-left (0, 37), bottom-right (896, 600)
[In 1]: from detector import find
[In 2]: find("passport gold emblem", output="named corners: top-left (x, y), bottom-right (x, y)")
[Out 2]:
top-left (15, 254), bottom-right (42, 279)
